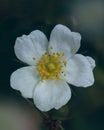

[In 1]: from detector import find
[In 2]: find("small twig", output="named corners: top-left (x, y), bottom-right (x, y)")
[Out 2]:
top-left (24, 98), bottom-right (65, 130)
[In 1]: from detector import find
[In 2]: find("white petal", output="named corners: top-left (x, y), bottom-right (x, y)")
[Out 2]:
top-left (63, 54), bottom-right (94, 87)
top-left (14, 30), bottom-right (48, 65)
top-left (33, 80), bottom-right (71, 111)
top-left (86, 56), bottom-right (96, 70)
top-left (48, 24), bottom-right (81, 59)
top-left (10, 66), bottom-right (40, 98)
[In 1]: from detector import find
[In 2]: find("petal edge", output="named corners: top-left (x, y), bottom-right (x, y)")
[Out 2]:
top-left (10, 66), bottom-right (40, 98)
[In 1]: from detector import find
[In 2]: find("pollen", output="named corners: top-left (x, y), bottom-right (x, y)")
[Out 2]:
top-left (47, 63), bottom-right (56, 71)
top-left (63, 60), bottom-right (67, 66)
top-left (62, 52), bottom-right (65, 56)
top-left (50, 45), bottom-right (53, 49)
top-left (32, 57), bottom-right (36, 60)
top-left (36, 52), bottom-right (67, 81)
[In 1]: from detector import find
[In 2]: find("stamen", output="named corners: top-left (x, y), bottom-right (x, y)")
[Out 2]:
top-left (45, 52), bottom-right (48, 55)
top-left (50, 45), bottom-right (53, 49)
top-left (62, 52), bottom-right (65, 56)
top-left (63, 61), bottom-right (67, 66)
top-left (32, 57), bottom-right (36, 60)
top-left (36, 52), bottom-right (66, 81)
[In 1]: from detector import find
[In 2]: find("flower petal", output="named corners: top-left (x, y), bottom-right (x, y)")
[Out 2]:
top-left (48, 24), bottom-right (81, 59)
top-left (33, 80), bottom-right (71, 111)
top-left (86, 56), bottom-right (96, 70)
top-left (63, 54), bottom-right (94, 87)
top-left (10, 66), bottom-right (40, 98)
top-left (14, 30), bottom-right (48, 65)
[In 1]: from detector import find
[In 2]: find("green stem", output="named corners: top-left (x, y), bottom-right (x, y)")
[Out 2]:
top-left (59, 125), bottom-right (65, 130)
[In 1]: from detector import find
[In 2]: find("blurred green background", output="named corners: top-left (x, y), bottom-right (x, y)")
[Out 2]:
top-left (0, 0), bottom-right (104, 130)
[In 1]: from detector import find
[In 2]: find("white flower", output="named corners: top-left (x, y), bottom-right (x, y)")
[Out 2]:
top-left (10, 24), bottom-right (95, 111)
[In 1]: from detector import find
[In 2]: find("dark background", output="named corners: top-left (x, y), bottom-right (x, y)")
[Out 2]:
top-left (0, 0), bottom-right (104, 130)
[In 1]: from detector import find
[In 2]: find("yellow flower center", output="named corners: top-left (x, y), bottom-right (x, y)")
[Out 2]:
top-left (36, 52), bottom-right (67, 81)
top-left (47, 63), bottom-right (56, 71)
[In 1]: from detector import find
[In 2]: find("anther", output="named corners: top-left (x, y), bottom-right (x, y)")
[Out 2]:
top-left (62, 52), bottom-right (65, 56)
top-left (36, 51), bottom-right (65, 81)
top-left (45, 52), bottom-right (48, 55)
top-left (32, 57), bottom-right (36, 60)
top-left (56, 52), bottom-right (60, 56)
top-left (63, 61), bottom-right (67, 66)
top-left (50, 46), bottom-right (53, 49)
